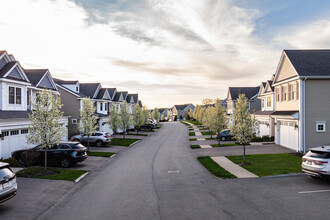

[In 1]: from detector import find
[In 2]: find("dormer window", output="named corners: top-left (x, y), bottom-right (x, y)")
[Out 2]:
top-left (9, 86), bottom-right (21, 104)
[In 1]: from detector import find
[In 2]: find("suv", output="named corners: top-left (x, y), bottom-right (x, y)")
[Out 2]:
top-left (12, 142), bottom-right (88, 168)
top-left (0, 162), bottom-right (17, 203)
top-left (71, 132), bottom-right (111, 147)
top-left (302, 146), bottom-right (330, 179)
top-left (216, 129), bottom-right (233, 141)
top-left (140, 124), bottom-right (155, 131)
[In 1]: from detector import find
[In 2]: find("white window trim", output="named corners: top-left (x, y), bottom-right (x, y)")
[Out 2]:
top-left (316, 122), bottom-right (326, 133)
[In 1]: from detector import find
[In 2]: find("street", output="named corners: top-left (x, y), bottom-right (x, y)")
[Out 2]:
top-left (36, 122), bottom-right (330, 219)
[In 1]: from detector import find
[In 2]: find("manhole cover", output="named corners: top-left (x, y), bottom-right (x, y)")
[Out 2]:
top-left (168, 170), bottom-right (180, 173)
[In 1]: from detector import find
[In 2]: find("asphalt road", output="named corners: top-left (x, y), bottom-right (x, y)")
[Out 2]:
top-left (38, 122), bottom-right (330, 220)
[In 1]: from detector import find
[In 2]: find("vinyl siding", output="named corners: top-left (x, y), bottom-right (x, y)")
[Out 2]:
top-left (275, 56), bottom-right (297, 83)
top-left (305, 79), bottom-right (330, 149)
top-left (275, 80), bottom-right (300, 111)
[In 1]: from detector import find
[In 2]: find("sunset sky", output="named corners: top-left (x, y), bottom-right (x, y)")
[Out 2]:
top-left (1, 0), bottom-right (330, 108)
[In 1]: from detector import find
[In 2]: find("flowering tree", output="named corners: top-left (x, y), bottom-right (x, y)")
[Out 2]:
top-left (132, 104), bottom-right (145, 134)
top-left (109, 104), bottom-right (120, 135)
top-left (152, 107), bottom-right (160, 122)
top-left (193, 105), bottom-right (200, 121)
top-left (209, 99), bottom-right (227, 145)
top-left (142, 106), bottom-right (151, 124)
top-left (230, 94), bottom-right (254, 164)
top-left (27, 89), bottom-right (66, 170)
top-left (78, 97), bottom-right (98, 151)
top-left (118, 101), bottom-right (133, 139)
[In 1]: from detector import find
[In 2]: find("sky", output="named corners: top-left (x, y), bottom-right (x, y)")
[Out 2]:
top-left (1, 0), bottom-right (330, 108)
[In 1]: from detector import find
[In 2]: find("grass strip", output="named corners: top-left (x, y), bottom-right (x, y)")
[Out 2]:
top-left (189, 138), bottom-right (197, 141)
top-left (205, 137), bottom-right (217, 140)
top-left (189, 132), bottom-right (195, 136)
top-left (188, 121), bottom-right (202, 125)
top-left (227, 153), bottom-right (302, 177)
top-left (109, 138), bottom-right (140, 147)
top-left (190, 145), bottom-right (201, 149)
top-left (88, 151), bottom-right (115, 157)
top-left (211, 143), bottom-right (239, 148)
top-left (17, 166), bottom-right (88, 181)
top-left (201, 131), bottom-right (216, 136)
top-left (198, 156), bottom-right (236, 178)
top-left (180, 121), bottom-right (190, 126)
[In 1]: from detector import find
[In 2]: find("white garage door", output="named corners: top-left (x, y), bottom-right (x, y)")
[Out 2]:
top-left (278, 121), bottom-right (298, 151)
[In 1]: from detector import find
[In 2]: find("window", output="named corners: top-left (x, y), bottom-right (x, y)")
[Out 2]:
top-left (10, 130), bottom-right (19, 135)
top-left (283, 86), bottom-right (288, 101)
top-left (276, 87), bottom-right (281, 102)
top-left (247, 102), bottom-right (250, 110)
top-left (27, 90), bottom-right (31, 105)
top-left (72, 119), bottom-right (77, 124)
top-left (76, 87), bottom-right (78, 92)
top-left (2, 131), bottom-right (9, 137)
top-left (262, 99), bottom-right (265, 108)
top-left (100, 103), bottom-right (103, 111)
top-left (8, 86), bottom-right (22, 104)
top-left (316, 122), bottom-right (326, 133)
top-left (105, 103), bottom-right (107, 111)
top-left (21, 129), bottom-right (29, 134)
top-left (267, 96), bottom-right (271, 107)
top-left (290, 84), bottom-right (296, 100)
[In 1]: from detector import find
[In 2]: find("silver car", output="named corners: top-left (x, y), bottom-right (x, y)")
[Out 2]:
top-left (70, 132), bottom-right (111, 147)
top-left (302, 146), bottom-right (330, 178)
top-left (0, 162), bottom-right (17, 203)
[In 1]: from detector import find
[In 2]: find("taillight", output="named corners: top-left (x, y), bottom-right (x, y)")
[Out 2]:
top-left (74, 149), bottom-right (79, 152)
top-left (314, 161), bottom-right (328, 165)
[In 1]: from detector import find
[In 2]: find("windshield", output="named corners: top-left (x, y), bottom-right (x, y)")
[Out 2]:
top-left (0, 167), bottom-right (14, 181)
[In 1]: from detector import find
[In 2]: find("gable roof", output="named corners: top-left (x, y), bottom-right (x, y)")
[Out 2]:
top-left (53, 78), bottom-right (78, 84)
top-left (106, 88), bottom-right (116, 100)
top-left (228, 86), bottom-right (260, 101)
top-left (80, 83), bottom-right (101, 98)
top-left (284, 49), bottom-right (330, 77)
top-left (138, 100), bottom-right (143, 107)
top-left (113, 91), bottom-right (128, 102)
top-left (174, 104), bottom-right (193, 111)
top-left (96, 88), bottom-right (107, 99)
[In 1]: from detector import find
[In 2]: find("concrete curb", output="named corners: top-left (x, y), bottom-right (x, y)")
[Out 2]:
top-left (74, 171), bottom-right (89, 183)
top-left (129, 140), bottom-right (141, 147)
top-left (262, 173), bottom-right (305, 178)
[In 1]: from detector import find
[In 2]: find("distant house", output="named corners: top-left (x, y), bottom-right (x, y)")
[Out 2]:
top-left (270, 49), bottom-right (330, 152)
top-left (158, 108), bottom-right (170, 121)
top-left (226, 86), bottom-right (261, 126)
top-left (0, 51), bottom-right (68, 159)
top-left (170, 104), bottom-right (195, 121)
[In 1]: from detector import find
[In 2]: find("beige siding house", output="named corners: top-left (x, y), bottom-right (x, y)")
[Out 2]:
top-left (271, 49), bottom-right (330, 152)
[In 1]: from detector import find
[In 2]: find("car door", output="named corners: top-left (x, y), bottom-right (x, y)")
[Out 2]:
top-left (47, 144), bottom-right (60, 164)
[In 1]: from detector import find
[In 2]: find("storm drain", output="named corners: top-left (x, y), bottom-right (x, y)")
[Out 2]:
top-left (167, 170), bottom-right (180, 173)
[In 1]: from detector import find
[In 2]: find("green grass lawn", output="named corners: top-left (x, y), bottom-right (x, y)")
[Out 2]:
top-left (189, 132), bottom-right (195, 136)
top-left (87, 152), bottom-right (115, 157)
top-left (198, 157), bottom-right (236, 179)
top-left (109, 138), bottom-right (140, 147)
top-left (16, 166), bottom-right (88, 181)
top-left (189, 138), bottom-right (197, 141)
top-left (189, 128), bottom-right (194, 131)
top-left (188, 121), bottom-right (202, 125)
top-left (180, 121), bottom-right (190, 126)
top-left (211, 143), bottom-right (239, 147)
top-left (127, 133), bottom-right (148, 136)
top-left (227, 153), bottom-right (302, 177)
top-left (205, 137), bottom-right (217, 140)
top-left (201, 131), bottom-right (216, 135)
top-left (190, 145), bottom-right (201, 149)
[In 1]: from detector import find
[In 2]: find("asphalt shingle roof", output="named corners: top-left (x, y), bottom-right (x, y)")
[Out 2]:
top-left (79, 83), bottom-right (100, 98)
top-left (0, 61), bottom-right (17, 78)
top-left (0, 110), bottom-right (32, 119)
top-left (96, 88), bottom-right (107, 99)
top-left (228, 87), bottom-right (260, 100)
top-left (285, 49), bottom-right (330, 77)
top-left (24, 69), bottom-right (48, 86)
top-left (106, 88), bottom-right (116, 99)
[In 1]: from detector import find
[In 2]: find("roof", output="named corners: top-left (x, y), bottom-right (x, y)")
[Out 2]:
top-left (0, 61), bottom-right (17, 78)
top-left (24, 69), bottom-right (48, 86)
top-left (174, 104), bottom-right (193, 111)
top-left (284, 49), bottom-right (330, 77)
top-left (228, 86), bottom-right (260, 100)
top-left (0, 110), bottom-right (32, 119)
top-left (270, 111), bottom-right (299, 116)
top-left (96, 88), bottom-right (107, 99)
top-left (158, 108), bottom-right (168, 113)
top-left (106, 88), bottom-right (116, 99)
top-left (53, 78), bottom-right (78, 84)
top-left (113, 91), bottom-right (128, 102)
top-left (138, 100), bottom-right (143, 107)
top-left (131, 94), bottom-right (138, 104)
top-left (79, 83), bottom-right (100, 98)
top-left (254, 110), bottom-right (274, 116)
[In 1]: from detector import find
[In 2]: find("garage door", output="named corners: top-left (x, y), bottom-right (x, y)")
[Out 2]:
top-left (259, 122), bottom-right (269, 137)
top-left (278, 121), bottom-right (298, 151)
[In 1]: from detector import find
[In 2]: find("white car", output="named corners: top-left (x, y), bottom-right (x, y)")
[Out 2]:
top-left (0, 162), bottom-right (17, 203)
top-left (70, 132), bottom-right (111, 147)
top-left (302, 146), bottom-right (330, 179)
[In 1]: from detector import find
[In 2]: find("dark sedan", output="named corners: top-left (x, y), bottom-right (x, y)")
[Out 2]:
top-left (12, 142), bottom-right (87, 168)
top-left (216, 129), bottom-right (234, 141)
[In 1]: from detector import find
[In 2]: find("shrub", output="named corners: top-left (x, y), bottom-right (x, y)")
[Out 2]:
top-left (0, 157), bottom-right (19, 167)
top-left (251, 135), bottom-right (274, 142)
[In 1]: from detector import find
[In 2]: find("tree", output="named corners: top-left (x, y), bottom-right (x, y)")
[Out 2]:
top-left (193, 105), bottom-right (200, 121)
top-left (132, 104), bottom-right (145, 134)
top-left (198, 107), bottom-right (206, 123)
top-left (209, 99), bottom-right (227, 145)
top-left (78, 98), bottom-right (98, 152)
top-left (27, 89), bottom-right (66, 170)
top-left (202, 107), bottom-right (213, 137)
top-left (202, 98), bottom-right (215, 105)
top-left (187, 108), bottom-right (193, 121)
top-left (152, 107), bottom-right (160, 122)
top-left (230, 94), bottom-right (254, 165)
top-left (118, 101), bottom-right (132, 139)
top-left (109, 104), bottom-right (120, 135)
top-left (142, 106), bottom-right (150, 124)
top-left (161, 115), bottom-right (165, 121)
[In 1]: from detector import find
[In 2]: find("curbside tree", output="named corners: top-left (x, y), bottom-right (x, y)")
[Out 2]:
top-left (27, 89), bottom-right (66, 170)
top-left (118, 101), bottom-right (132, 139)
top-left (152, 107), bottom-right (160, 122)
top-left (209, 99), bottom-right (227, 145)
top-left (142, 106), bottom-right (151, 124)
top-left (133, 104), bottom-right (145, 134)
top-left (78, 97), bottom-right (98, 152)
top-left (230, 94), bottom-right (254, 165)
top-left (109, 104), bottom-right (120, 135)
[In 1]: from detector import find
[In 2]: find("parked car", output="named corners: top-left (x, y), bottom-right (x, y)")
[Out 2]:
top-left (302, 146), bottom-right (330, 179)
top-left (0, 162), bottom-right (17, 203)
top-left (140, 124), bottom-right (155, 131)
top-left (71, 132), bottom-right (111, 147)
top-left (12, 141), bottom-right (87, 168)
top-left (216, 129), bottom-right (234, 141)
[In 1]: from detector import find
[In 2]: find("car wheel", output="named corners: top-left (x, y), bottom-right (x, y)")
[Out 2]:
top-left (221, 137), bottom-right (226, 141)
top-left (60, 158), bottom-right (71, 168)
top-left (96, 140), bottom-right (103, 147)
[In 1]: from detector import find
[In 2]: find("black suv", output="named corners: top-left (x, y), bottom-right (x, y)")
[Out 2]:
top-left (216, 129), bottom-right (234, 141)
top-left (12, 142), bottom-right (87, 168)
top-left (139, 124), bottom-right (155, 131)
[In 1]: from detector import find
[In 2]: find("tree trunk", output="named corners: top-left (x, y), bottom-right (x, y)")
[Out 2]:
top-left (44, 145), bottom-right (48, 171)
top-left (243, 144), bottom-right (246, 164)
top-left (210, 130), bottom-right (213, 138)
top-left (87, 136), bottom-right (90, 152)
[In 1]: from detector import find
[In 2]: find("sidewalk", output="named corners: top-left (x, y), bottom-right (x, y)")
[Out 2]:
top-left (211, 156), bottom-right (258, 178)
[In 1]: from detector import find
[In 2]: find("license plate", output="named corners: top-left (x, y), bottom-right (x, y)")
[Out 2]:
top-left (3, 182), bottom-right (10, 189)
